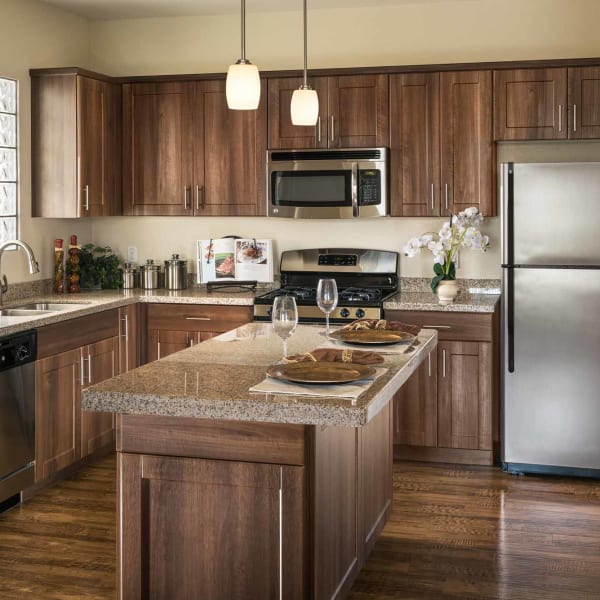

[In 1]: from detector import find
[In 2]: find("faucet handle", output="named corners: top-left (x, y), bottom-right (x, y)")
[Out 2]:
top-left (0, 275), bottom-right (7, 295)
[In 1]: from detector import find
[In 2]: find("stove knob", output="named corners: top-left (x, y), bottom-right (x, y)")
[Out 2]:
top-left (16, 344), bottom-right (29, 361)
top-left (340, 308), bottom-right (350, 318)
top-left (355, 308), bottom-right (366, 319)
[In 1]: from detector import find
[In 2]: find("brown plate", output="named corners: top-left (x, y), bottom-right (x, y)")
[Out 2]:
top-left (266, 361), bottom-right (376, 384)
top-left (328, 329), bottom-right (416, 346)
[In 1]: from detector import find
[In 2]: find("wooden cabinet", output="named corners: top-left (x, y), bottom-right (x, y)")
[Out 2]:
top-left (31, 70), bottom-right (121, 217)
top-left (146, 303), bottom-right (253, 361)
top-left (268, 74), bottom-right (388, 149)
top-left (35, 310), bottom-right (121, 483)
top-left (119, 304), bottom-right (139, 374)
top-left (123, 80), bottom-right (266, 217)
top-left (80, 337), bottom-right (119, 458)
top-left (390, 70), bottom-right (494, 217)
top-left (393, 346), bottom-right (438, 447)
top-left (494, 66), bottom-right (600, 140)
top-left (388, 309), bottom-right (499, 465)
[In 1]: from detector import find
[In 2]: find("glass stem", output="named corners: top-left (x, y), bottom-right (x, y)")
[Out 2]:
top-left (325, 313), bottom-right (330, 336)
top-left (282, 337), bottom-right (288, 358)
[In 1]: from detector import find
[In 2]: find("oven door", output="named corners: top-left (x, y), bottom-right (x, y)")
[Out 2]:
top-left (268, 158), bottom-right (387, 219)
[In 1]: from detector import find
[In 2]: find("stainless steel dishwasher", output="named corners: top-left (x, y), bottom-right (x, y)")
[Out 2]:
top-left (0, 330), bottom-right (36, 506)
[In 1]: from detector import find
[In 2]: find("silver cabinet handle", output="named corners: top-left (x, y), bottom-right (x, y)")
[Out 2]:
top-left (442, 349), bottom-right (447, 378)
top-left (423, 324), bottom-right (451, 330)
top-left (189, 338), bottom-right (194, 347)
top-left (185, 316), bottom-right (211, 321)
top-left (83, 184), bottom-right (89, 211)
top-left (330, 115), bottom-right (335, 143)
top-left (558, 104), bottom-right (563, 132)
top-left (444, 183), bottom-right (449, 212)
top-left (79, 354), bottom-right (85, 385)
top-left (157, 340), bottom-right (161, 360)
top-left (430, 183), bottom-right (435, 211)
top-left (120, 314), bottom-right (129, 372)
top-left (428, 351), bottom-right (431, 377)
top-left (316, 116), bottom-right (321, 143)
top-left (196, 185), bottom-right (204, 211)
top-left (573, 104), bottom-right (577, 133)
top-left (87, 353), bottom-right (92, 384)
top-left (183, 186), bottom-right (190, 210)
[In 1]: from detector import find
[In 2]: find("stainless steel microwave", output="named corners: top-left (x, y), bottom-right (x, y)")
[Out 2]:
top-left (267, 147), bottom-right (389, 219)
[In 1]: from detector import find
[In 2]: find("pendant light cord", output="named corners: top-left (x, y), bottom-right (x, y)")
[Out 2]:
top-left (303, 0), bottom-right (308, 87)
top-left (241, 0), bottom-right (246, 61)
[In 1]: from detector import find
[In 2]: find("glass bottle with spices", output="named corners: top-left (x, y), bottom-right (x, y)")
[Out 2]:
top-left (53, 238), bottom-right (64, 294)
top-left (67, 235), bottom-right (81, 293)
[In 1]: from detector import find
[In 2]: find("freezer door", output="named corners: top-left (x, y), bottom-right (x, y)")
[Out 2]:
top-left (503, 267), bottom-right (600, 469)
top-left (506, 162), bottom-right (600, 265)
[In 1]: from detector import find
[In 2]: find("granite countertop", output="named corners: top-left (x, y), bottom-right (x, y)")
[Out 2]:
top-left (0, 287), bottom-right (260, 337)
top-left (82, 323), bottom-right (437, 427)
top-left (383, 290), bottom-right (500, 313)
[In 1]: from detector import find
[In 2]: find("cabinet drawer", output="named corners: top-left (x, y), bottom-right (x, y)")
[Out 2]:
top-left (147, 303), bottom-right (253, 333)
top-left (385, 310), bottom-right (493, 342)
top-left (37, 309), bottom-right (119, 359)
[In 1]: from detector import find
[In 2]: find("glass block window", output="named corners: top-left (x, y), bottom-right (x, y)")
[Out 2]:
top-left (0, 78), bottom-right (17, 245)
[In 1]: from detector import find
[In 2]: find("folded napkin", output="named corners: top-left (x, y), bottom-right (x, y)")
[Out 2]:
top-left (339, 318), bottom-right (420, 336)
top-left (249, 367), bottom-right (386, 399)
top-left (283, 348), bottom-right (384, 365)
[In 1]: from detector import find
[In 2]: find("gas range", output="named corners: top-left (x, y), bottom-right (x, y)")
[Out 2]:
top-left (253, 248), bottom-right (399, 323)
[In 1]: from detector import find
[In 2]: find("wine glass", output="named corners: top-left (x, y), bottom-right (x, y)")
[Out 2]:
top-left (317, 278), bottom-right (338, 336)
top-left (271, 295), bottom-right (298, 359)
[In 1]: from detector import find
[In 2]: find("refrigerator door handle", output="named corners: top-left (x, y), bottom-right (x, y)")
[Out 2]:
top-left (507, 267), bottom-right (515, 373)
top-left (501, 162), bottom-right (515, 266)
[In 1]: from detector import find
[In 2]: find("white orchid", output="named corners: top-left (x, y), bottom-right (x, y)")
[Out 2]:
top-left (402, 207), bottom-right (490, 291)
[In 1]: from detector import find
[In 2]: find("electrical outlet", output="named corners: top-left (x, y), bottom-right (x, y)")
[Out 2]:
top-left (127, 246), bottom-right (138, 263)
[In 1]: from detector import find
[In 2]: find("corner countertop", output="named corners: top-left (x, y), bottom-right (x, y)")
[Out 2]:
top-left (383, 291), bottom-right (500, 313)
top-left (82, 323), bottom-right (437, 427)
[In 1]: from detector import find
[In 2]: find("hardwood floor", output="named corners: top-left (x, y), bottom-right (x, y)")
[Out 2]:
top-left (0, 456), bottom-right (599, 599)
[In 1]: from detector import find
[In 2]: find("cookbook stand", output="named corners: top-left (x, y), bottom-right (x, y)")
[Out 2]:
top-left (206, 280), bottom-right (257, 293)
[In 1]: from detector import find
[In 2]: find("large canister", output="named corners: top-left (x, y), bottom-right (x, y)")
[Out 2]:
top-left (164, 254), bottom-right (188, 290)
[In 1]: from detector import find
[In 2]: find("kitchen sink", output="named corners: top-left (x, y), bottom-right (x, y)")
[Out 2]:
top-left (0, 308), bottom-right (53, 317)
top-left (15, 302), bottom-right (91, 311)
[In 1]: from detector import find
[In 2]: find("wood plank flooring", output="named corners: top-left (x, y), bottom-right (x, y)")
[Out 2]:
top-left (0, 457), bottom-right (599, 599)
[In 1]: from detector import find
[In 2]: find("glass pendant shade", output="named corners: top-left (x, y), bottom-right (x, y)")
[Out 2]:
top-left (226, 61), bottom-right (261, 110)
top-left (291, 87), bottom-right (319, 126)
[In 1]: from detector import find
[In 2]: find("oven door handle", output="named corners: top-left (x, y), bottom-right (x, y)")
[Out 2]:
top-left (351, 162), bottom-right (359, 217)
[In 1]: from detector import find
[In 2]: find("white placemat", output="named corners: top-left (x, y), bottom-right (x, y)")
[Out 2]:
top-left (249, 367), bottom-right (387, 399)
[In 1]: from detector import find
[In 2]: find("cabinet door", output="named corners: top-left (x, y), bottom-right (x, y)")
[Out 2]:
top-left (122, 82), bottom-right (194, 216)
top-left (437, 341), bottom-right (492, 451)
top-left (35, 347), bottom-right (82, 481)
top-left (568, 66), bottom-right (600, 139)
top-left (81, 337), bottom-right (118, 457)
top-left (327, 74), bottom-right (389, 148)
top-left (118, 454), bottom-right (305, 600)
top-left (77, 76), bottom-right (104, 217)
top-left (390, 73), bottom-right (440, 216)
top-left (147, 329), bottom-right (191, 362)
top-left (119, 304), bottom-right (139, 374)
top-left (194, 80), bottom-right (267, 216)
top-left (493, 68), bottom-right (567, 140)
top-left (393, 347), bottom-right (438, 447)
top-left (268, 76), bottom-right (328, 149)
top-left (441, 70), bottom-right (494, 216)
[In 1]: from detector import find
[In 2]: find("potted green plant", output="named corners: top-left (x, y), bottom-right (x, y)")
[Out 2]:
top-left (78, 244), bottom-right (123, 289)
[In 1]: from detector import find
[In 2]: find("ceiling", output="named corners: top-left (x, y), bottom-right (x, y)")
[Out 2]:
top-left (39, 0), bottom-right (466, 20)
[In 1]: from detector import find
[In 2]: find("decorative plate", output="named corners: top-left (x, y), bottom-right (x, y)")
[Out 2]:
top-left (266, 361), bottom-right (376, 384)
top-left (328, 329), bottom-right (416, 346)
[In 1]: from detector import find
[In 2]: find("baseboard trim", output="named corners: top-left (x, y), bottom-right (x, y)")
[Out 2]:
top-left (394, 445), bottom-right (494, 466)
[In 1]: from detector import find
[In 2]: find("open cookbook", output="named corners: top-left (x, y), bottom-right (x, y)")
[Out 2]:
top-left (197, 238), bottom-right (274, 283)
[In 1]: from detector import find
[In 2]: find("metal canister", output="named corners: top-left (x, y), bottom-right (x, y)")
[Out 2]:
top-left (140, 259), bottom-right (161, 290)
top-left (122, 262), bottom-right (139, 289)
top-left (164, 254), bottom-right (188, 290)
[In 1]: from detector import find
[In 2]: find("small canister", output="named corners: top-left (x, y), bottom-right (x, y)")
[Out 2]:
top-left (140, 259), bottom-right (161, 290)
top-left (164, 254), bottom-right (188, 290)
top-left (122, 262), bottom-right (139, 289)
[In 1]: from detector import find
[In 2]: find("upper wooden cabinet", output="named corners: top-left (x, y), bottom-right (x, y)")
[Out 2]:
top-left (390, 70), bottom-right (495, 217)
top-left (31, 72), bottom-right (121, 217)
top-left (268, 74), bottom-right (388, 149)
top-left (122, 80), bottom-right (266, 217)
top-left (494, 66), bottom-right (600, 140)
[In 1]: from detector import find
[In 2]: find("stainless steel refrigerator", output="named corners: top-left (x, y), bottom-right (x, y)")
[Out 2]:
top-left (501, 161), bottom-right (600, 477)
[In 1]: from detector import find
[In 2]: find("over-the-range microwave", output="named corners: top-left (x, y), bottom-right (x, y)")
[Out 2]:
top-left (267, 147), bottom-right (388, 219)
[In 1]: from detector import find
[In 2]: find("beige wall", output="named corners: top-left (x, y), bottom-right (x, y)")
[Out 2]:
top-left (0, 0), bottom-right (91, 283)
top-left (86, 0), bottom-right (600, 280)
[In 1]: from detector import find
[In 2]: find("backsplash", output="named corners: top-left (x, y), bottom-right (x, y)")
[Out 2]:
top-left (1, 278), bottom-right (53, 303)
top-left (401, 277), bottom-right (501, 294)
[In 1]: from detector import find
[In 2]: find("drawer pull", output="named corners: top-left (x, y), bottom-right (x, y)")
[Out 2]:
top-left (185, 316), bottom-right (211, 321)
top-left (423, 324), bottom-right (452, 330)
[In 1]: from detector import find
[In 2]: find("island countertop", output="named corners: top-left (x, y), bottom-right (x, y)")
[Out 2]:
top-left (82, 323), bottom-right (437, 427)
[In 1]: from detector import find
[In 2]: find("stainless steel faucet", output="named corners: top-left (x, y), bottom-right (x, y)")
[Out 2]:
top-left (0, 240), bottom-right (40, 305)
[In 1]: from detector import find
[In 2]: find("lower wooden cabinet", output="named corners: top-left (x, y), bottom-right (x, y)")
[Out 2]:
top-left (146, 303), bottom-right (253, 362)
top-left (388, 309), bottom-right (499, 465)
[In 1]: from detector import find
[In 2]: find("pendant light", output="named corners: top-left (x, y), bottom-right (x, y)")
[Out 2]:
top-left (226, 0), bottom-right (261, 110)
top-left (290, 0), bottom-right (319, 126)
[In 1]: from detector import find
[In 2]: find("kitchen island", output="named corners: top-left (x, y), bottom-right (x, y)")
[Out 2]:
top-left (83, 323), bottom-right (436, 600)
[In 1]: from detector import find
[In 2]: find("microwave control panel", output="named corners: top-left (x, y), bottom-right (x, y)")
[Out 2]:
top-left (358, 170), bottom-right (381, 206)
